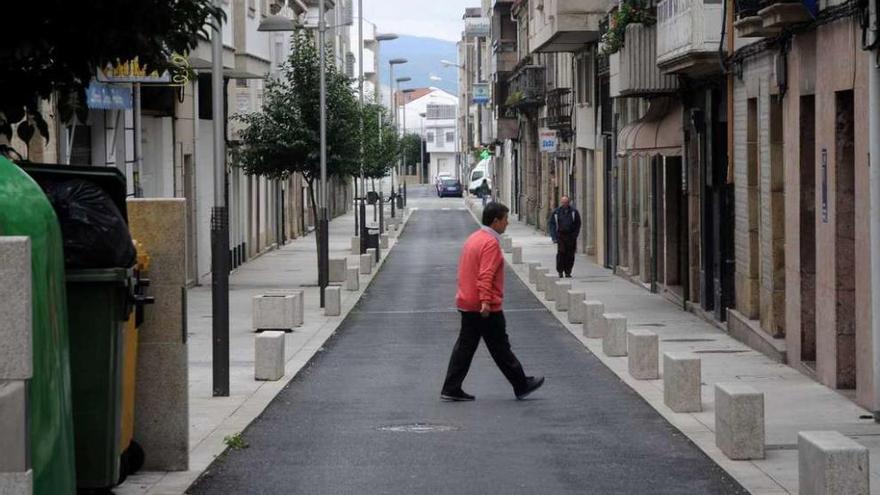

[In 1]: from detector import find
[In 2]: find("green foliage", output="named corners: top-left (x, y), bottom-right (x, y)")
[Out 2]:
top-left (599, 1), bottom-right (656, 55)
top-left (0, 1), bottom-right (224, 143)
top-left (223, 433), bottom-right (248, 450)
top-left (361, 103), bottom-right (399, 179)
top-left (232, 30), bottom-right (360, 188)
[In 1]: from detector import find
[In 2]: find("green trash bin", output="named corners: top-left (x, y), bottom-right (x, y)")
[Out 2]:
top-left (0, 157), bottom-right (78, 495)
top-left (65, 268), bottom-right (134, 489)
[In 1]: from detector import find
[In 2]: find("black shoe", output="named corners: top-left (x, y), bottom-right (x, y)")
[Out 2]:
top-left (441, 389), bottom-right (475, 401)
top-left (564, 273), bottom-right (572, 278)
top-left (558, 272), bottom-right (564, 278)
top-left (515, 376), bottom-right (545, 400)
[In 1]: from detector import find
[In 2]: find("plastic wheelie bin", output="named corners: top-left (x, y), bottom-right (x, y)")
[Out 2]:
top-left (0, 156), bottom-right (77, 495)
top-left (19, 163), bottom-right (137, 491)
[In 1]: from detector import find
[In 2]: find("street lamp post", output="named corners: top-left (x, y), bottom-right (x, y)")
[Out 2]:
top-left (442, 59), bottom-right (468, 181)
top-left (318, 0), bottom-right (329, 308)
top-left (210, 0), bottom-right (230, 397)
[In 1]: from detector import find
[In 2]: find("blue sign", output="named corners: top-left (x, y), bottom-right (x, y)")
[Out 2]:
top-left (87, 82), bottom-right (133, 110)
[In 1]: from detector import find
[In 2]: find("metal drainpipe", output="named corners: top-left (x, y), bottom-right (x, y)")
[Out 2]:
top-left (869, 47), bottom-right (880, 420)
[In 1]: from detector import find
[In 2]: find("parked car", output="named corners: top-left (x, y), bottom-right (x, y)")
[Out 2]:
top-left (435, 174), bottom-right (453, 196)
top-left (467, 158), bottom-right (491, 195)
top-left (438, 178), bottom-right (463, 198)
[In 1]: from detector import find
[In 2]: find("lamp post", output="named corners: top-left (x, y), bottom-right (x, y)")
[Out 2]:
top-left (401, 87), bottom-right (417, 182)
top-left (388, 58), bottom-right (408, 127)
top-left (210, 0), bottom-right (230, 397)
top-left (419, 112), bottom-right (426, 185)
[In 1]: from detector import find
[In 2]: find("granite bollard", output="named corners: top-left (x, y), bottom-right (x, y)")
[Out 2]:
top-left (663, 353), bottom-right (702, 412)
top-left (582, 300), bottom-right (606, 338)
top-left (380, 234), bottom-right (389, 249)
top-left (554, 281), bottom-right (572, 311)
top-left (602, 313), bottom-right (628, 357)
top-left (255, 331), bottom-right (285, 381)
top-left (350, 236), bottom-right (360, 255)
top-left (512, 246), bottom-right (523, 264)
top-left (345, 267), bottom-right (360, 291)
top-left (568, 291), bottom-right (586, 324)
top-left (325, 286), bottom-right (341, 317)
top-left (500, 235), bottom-right (513, 253)
top-left (627, 330), bottom-right (659, 379)
top-left (329, 258), bottom-right (347, 283)
top-left (527, 262), bottom-right (541, 283)
top-left (535, 268), bottom-right (550, 292)
top-left (360, 254), bottom-right (372, 275)
top-left (366, 248), bottom-right (378, 267)
top-left (252, 294), bottom-right (298, 331)
top-left (715, 383), bottom-right (765, 460)
top-left (798, 431), bottom-right (869, 495)
top-left (544, 274), bottom-right (558, 301)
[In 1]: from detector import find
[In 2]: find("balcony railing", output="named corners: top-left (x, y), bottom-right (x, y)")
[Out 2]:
top-left (507, 65), bottom-right (546, 110)
top-left (734, 0), bottom-right (813, 37)
top-left (656, 0), bottom-right (723, 75)
top-left (546, 88), bottom-right (573, 133)
top-left (612, 23), bottom-right (678, 97)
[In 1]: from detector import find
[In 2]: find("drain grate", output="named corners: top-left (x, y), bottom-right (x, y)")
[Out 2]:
top-left (663, 338), bottom-right (716, 343)
top-left (693, 349), bottom-right (749, 354)
top-left (632, 323), bottom-right (667, 328)
top-left (376, 423), bottom-right (459, 433)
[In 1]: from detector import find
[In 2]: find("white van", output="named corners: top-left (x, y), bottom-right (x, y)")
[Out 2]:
top-left (468, 158), bottom-right (491, 195)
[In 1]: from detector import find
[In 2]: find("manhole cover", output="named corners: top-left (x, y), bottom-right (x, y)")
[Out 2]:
top-left (376, 423), bottom-right (459, 433)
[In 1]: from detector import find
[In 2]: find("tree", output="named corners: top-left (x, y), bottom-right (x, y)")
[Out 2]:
top-left (0, 1), bottom-right (224, 149)
top-left (361, 103), bottom-right (398, 179)
top-left (399, 133), bottom-right (422, 174)
top-left (233, 29), bottom-right (360, 241)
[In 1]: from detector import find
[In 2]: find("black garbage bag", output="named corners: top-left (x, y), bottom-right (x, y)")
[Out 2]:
top-left (43, 179), bottom-right (137, 269)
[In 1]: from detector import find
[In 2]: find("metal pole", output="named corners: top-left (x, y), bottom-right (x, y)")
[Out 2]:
top-left (319, 0), bottom-right (329, 308)
top-left (132, 83), bottom-right (144, 197)
top-left (356, 0), bottom-right (365, 239)
top-left (210, 0), bottom-right (230, 397)
top-left (868, 46), bottom-right (880, 419)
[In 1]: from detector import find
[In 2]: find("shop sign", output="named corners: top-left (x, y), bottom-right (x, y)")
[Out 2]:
top-left (472, 83), bottom-right (490, 104)
top-left (539, 128), bottom-right (558, 153)
top-left (86, 82), bottom-right (132, 110)
top-left (464, 17), bottom-right (490, 37)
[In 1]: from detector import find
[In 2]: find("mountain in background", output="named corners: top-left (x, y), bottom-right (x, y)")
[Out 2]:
top-left (378, 35), bottom-right (459, 98)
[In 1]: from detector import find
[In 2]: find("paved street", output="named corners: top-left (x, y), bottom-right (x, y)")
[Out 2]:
top-left (189, 186), bottom-right (745, 495)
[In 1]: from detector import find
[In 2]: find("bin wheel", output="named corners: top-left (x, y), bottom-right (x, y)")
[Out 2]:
top-left (120, 440), bottom-right (146, 479)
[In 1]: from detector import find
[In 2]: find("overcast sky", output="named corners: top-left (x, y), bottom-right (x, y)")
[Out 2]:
top-left (360, 0), bottom-right (480, 42)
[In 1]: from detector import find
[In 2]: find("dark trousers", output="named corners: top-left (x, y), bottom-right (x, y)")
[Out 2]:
top-left (442, 311), bottom-right (528, 394)
top-left (556, 233), bottom-right (577, 276)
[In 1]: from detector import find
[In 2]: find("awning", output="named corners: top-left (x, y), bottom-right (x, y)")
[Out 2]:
top-left (617, 97), bottom-right (683, 157)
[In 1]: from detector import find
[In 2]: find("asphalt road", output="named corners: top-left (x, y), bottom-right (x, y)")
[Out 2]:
top-left (189, 189), bottom-right (746, 495)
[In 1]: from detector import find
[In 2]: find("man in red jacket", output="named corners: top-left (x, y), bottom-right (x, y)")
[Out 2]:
top-left (440, 202), bottom-right (545, 401)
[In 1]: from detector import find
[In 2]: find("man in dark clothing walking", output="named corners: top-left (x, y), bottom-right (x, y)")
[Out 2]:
top-left (440, 202), bottom-right (545, 401)
top-left (548, 195), bottom-right (581, 278)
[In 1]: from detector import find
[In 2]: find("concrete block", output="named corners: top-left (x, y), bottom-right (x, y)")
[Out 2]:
top-left (798, 431), bottom-right (869, 495)
top-left (0, 381), bottom-right (28, 472)
top-left (135, 341), bottom-right (188, 470)
top-left (366, 248), bottom-right (378, 267)
top-left (627, 330), bottom-right (659, 380)
top-left (527, 262), bottom-right (541, 283)
top-left (380, 234), bottom-right (389, 249)
top-left (715, 383), bottom-right (765, 460)
top-left (252, 294), bottom-right (297, 331)
top-left (512, 246), bottom-right (523, 264)
top-left (582, 300), bottom-right (606, 338)
top-left (544, 274), bottom-right (559, 301)
top-left (535, 268), bottom-right (551, 292)
top-left (663, 353), bottom-right (702, 413)
top-left (329, 258), bottom-right (347, 283)
top-left (554, 282), bottom-right (572, 311)
top-left (255, 331), bottom-right (285, 381)
top-left (568, 291), bottom-right (586, 324)
top-left (602, 313), bottom-right (628, 357)
top-left (351, 236), bottom-right (360, 255)
top-left (262, 289), bottom-right (304, 327)
top-left (0, 237), bottom-right (32, 380)
top-left (325, 286), bottom-right (341, 317)
top-left (345, 267), bottom-right (360, 291)
top-left (360, 254), bottom-right (373, 274)
top-left (0, 470), bottom-right (32, 495)
top-left (500, 235), bottom-right (513, 253)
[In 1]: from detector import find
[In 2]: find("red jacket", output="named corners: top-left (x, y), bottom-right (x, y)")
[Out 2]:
top-left (456, 227), bottom-right (505, 312)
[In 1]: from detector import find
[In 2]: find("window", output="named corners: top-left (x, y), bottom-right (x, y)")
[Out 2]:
top-left (427, 132), bottom-right (434, 143)
top-left (446, 131), bottom-right (454, 143)
top-left (576, 53), bottom-right (593, 105)
top-left (236, 79), bottom-right (249, 88)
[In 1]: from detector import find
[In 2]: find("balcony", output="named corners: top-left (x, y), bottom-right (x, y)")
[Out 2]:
top-left (507, 65), bottom-right (546, 111)
top-left (529, 0), bottom-right (610, 52)
top-left (734, 0), bottom-right (813, 37)
top-left (656, 0), bottom-right (724, 76)
top-left (610, 23), bottom-right (678, 97)
top-left (546, 88), bottom-right (573, 134)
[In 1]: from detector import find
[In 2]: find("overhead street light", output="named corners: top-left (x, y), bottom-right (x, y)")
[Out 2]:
top-left (257, 14), bottom-right (299, 31)
top-left (375, 33), bottom-right (398, 42)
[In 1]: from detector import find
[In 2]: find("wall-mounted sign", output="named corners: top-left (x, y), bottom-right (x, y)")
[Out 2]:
top-left (86, 82), bottom-right (133, 110)
top-left (464, 17), bottom-right (490, 37)
top-left (96, 55), bottom-right (192, 86)
top-left (472, 83), bottom-right (490, 104)
top-left (539, 128), bottom-right (558, 153)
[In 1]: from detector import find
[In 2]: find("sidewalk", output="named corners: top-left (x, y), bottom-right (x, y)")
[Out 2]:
top-left (467, 198), bottom-right (880, 495)
top-left (117, 203), bottom-right (410, 495)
